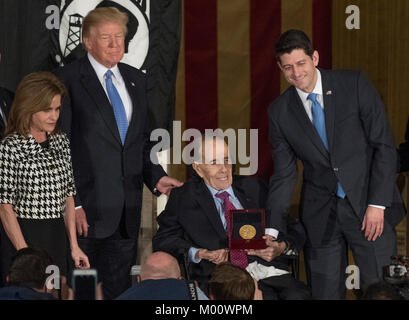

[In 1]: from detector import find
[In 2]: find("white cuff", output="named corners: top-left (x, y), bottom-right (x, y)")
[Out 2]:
top-left (188, 247), bottom-right (202, 263)
top-left (368, 204), bottom-right (386, 210)
top-left (265, 228), bottom-right (279, 238)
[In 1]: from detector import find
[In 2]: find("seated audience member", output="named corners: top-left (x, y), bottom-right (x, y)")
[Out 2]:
top-left (116, 251), bottom-right (208, 300)
top-left (209, 262), bottom-right (262, 300)
top-left (361, 281), bottom-right (403, 300)
top-left (0, 247), bottom-right (55, 300)
top-left (153, 136), bottom-right (311, 300)
top-left (398, 116), bottom-right (409, 172)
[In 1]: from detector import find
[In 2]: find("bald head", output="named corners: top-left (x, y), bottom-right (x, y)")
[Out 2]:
top-left (140, 252), bottom-right (181, 281)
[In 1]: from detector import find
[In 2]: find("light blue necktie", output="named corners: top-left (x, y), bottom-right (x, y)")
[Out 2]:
top-left (105, 70), bottom-right (128, 144)
top-left (308, 93), bottom-right (345, 198)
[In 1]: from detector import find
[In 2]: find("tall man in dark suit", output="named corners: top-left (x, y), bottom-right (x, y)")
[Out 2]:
top-left (267, 29), bottom-right (405, 299)
top-left (55, 7), bottom-right (182, 299)
top-left (153, 136), bottom-right (311, 300)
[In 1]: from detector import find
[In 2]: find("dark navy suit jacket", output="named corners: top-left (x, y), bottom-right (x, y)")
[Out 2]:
top-left (55, 56), bottom-right (166, 239)
top-left (267, 69), bottom-right (405, 246)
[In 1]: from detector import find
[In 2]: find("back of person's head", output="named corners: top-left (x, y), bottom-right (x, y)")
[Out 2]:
top-left (116, 252), bottom-right (195, 300)
top-left (361, 281), bottom-right (403, 300)
top-left (140, 252), bottom-right (181, 281)
top-left (208, 262), bottom-right (257, 300)
top-left (275, 29), bottom-right (314, 62)
top-left (7, 247), bottom-right (53, 291)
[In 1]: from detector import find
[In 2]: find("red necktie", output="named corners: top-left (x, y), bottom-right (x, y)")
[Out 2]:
top-left (215, 191), bottom-right (248, 269)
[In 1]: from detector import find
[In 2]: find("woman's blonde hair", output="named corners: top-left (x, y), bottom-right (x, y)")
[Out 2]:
top-left (5, 71), bottom-right (66, 137)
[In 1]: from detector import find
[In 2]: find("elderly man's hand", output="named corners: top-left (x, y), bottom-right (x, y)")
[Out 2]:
top-left (196, 248), bottom-right (229, 265)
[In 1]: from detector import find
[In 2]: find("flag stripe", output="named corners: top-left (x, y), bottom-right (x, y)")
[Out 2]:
top-left (217, 0), bottom-right (251, 133)
top-left (173, 2), bottom-right (187, 182)
top-left (312, 0), bottom-right (332, 69)
top-left (281, 0), bottom-right (313, 93)
top-left (184, 0), bottom-right (218, 132)
top-left (250, 0), bottom-right (282, 179)
top-left (281, 0), bottom-right (313, 36)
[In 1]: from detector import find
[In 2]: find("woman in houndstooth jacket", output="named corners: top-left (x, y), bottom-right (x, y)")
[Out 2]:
top-left (0, 72), bottom-right (89, 296)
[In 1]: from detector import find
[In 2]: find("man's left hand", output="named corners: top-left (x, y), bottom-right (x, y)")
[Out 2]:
top-left (361, 206), bottom-right (384, 241)
top-left (246, 247), bottom-right (277, 262)
top-left (155, 176), bottom-right (184, 196)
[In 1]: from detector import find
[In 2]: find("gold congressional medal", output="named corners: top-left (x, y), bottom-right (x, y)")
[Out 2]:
top-left (239, 225), bottom-right (256, 240)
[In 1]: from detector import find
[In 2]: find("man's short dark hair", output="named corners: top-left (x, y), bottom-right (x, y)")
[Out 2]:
top-left (361, 281), bottom-right (403, 300)
top-left (7, 247), bottom-right (54, 290)
top-left (275, 29), bottom-right (314, 62)
top-left (208, 262), bottom-right (255, 300)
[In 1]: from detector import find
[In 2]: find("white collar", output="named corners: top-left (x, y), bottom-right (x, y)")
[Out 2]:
top-left (296, 69), bottom-right (323, 105)
top-left (87, 53), bottom-right (122, 84)
top-left (207, 184), bottom-right (235, 199)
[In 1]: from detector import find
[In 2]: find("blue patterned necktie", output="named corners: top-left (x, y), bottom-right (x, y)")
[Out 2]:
top-left (308, 93), bottom-right (345, 198)
top-left (105, 70), bottom-right (128, 144)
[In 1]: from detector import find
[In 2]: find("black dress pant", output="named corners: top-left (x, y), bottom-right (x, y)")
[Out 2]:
top-left (258, 273), bottom-right (312, 300)
top-left (72, 214), bottom-right (138, 300)
top-left (304, 197), bottom-right (397, 300)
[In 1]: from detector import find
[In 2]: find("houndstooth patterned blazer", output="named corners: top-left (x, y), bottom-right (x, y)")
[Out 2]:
top-left (0, 132), bottom-right (76, 219)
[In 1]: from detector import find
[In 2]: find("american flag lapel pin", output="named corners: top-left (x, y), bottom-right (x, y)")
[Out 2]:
top-left (326, 90), bottom-right (332, 95)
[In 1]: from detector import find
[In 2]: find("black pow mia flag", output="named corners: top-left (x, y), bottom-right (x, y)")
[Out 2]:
top-left (0, 0), bottom-right (181, 133)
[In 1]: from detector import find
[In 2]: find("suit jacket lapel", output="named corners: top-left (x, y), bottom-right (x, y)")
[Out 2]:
top-left (289, 87), bottom-right (329, 160)
top-left (80, 57), bottom-right (122, 145)
top-left (233, 183), bottom-right (257, 209)
top-left (320, 69), bottom-right (336, 155)
top-left (194, 180), bottom-right (228, 240)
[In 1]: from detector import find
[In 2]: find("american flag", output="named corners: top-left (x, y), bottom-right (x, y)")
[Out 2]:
top-left (174, 0), bottom-right (332, 180)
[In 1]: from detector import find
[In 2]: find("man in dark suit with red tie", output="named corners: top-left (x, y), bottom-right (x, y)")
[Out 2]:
top-left (153, 136), bottom-right (311, 300)
top-left (267, 29), bottom-right (405, 299)
top-left (55, 7), bottom-right (182, 299)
